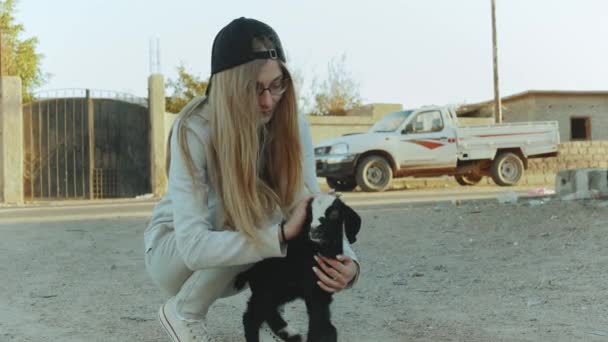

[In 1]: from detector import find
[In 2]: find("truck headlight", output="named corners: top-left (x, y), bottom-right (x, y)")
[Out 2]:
top-left (329, 143), bottom-right (348, 155)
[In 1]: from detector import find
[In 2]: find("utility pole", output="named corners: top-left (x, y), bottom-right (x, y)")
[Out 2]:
top-left (0, 28), bottom-right (3, 76)
top-left (491, 0), bottom-right (502, 123)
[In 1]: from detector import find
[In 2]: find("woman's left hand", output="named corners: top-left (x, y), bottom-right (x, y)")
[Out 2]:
top-left (313, 254), bottom-right (359, 293)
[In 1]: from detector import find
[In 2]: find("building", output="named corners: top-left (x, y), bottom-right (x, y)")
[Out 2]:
top-left (457, 90), bottom-right (608, 142)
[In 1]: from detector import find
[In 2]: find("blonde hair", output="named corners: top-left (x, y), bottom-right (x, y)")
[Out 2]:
top-left (167, 38), bottom-right (303, 242)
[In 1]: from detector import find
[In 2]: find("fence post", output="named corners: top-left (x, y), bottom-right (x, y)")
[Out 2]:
top-left (86, 89), bottom-right (95, 199)
top-left (0, 76), bottom-right (24, 204)
top-left (148, 74), bottom-right (166, 197)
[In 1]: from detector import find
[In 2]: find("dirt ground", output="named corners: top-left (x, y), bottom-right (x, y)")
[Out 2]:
top-left (1, 196), bottom-right (608, 342)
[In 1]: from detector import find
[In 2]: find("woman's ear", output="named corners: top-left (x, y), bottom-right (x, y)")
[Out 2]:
top-left (342, 202), bottom-right (361, 244)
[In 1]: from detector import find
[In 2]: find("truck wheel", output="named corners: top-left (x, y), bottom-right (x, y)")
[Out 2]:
top-left (491, 152), bottom-right (524, 186)
top-left (356, 155), bottom-right (393, 192)
top-left (455, 174), bottom-right (482, 186)
top-left (326, 177), bottom-right (357, 192)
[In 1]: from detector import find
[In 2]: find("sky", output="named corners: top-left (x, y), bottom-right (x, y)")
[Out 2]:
top-left (14, 0), bottom-right (608, 109)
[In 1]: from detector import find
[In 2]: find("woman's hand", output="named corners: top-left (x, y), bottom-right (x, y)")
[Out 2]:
top-left (280, 194), bottom-right (314, 242)
top-left (313, 254), bottom-right (359, 293)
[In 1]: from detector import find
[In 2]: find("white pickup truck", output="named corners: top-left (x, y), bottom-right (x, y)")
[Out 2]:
top-left (314, 105), bottom-right (560, 192)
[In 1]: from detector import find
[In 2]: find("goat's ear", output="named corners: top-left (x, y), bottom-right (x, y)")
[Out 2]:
top-left (342, 203), bottom-right (361, 244)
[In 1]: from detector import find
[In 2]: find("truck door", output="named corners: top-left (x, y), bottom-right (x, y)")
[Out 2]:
top-left (396, 110), bottom-right (458, 171)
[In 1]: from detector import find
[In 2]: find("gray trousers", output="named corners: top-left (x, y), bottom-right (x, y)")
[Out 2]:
top-left (145, 229), bottom-right (251, 320)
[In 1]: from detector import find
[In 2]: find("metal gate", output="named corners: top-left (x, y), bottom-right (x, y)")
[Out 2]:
top-left (22, 89), bottom-right (151, 200)
top-left (23, 97), bottom-right (90, 200)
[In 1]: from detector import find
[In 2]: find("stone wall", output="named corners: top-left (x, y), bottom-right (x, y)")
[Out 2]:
top-left (523, 141), bottom-right (608, 185)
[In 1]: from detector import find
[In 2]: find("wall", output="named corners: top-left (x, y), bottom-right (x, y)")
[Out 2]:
top-left (348, 103), bottom-right (403, 120)
top-left (306, 103), bottom-right (403, 145)
top-left (457, 117), bottom-right (496, 126)
top-left (528, 95), bottom-right (608, 142)
top-left (523, 141), bottom-right (608, 185)
top-left (306, 115), bottom-right (374, 145)
top-left (501, 96), bottom-right (537, 123)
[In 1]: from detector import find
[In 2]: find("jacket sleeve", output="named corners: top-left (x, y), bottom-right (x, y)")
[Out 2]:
top-left (169, 118), bottom-right (286, 271)
top-left (299, 115), bottom-right (360, 287)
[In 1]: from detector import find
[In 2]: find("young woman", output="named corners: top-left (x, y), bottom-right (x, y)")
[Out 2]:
top-left (144, 17), bottom-right (360, 342)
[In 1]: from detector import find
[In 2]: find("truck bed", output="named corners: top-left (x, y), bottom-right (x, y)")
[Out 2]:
top-left (456, 121), bottom-right (560, 161)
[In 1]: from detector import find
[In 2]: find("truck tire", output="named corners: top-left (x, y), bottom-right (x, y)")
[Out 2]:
top-left (326, 177), bottom-right (357, 192)
top-left (356, 155), bottom-right (393, 192)
top-left (491, 152), bottom-right (524, 186)
top-left (455, 174), bottom-right (482, 186)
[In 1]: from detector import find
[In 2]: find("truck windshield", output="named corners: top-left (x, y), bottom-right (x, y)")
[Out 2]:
top-left (369, 110), bottom-right (414, 132)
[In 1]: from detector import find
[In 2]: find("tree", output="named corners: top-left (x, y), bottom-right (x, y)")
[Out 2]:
top-left (165, 63), bottom-right (208, 113)
top-left (288, 64), bottom-right (314, 116)
top-left (311, 54), bottom-right (361, 116)
top-left (0, 0), bottom-right (45, 102)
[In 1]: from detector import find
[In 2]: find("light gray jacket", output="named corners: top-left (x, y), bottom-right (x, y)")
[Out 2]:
top-left (144, 97), bottom-right (358, 277)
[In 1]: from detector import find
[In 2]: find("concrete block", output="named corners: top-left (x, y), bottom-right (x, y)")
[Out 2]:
top-left (555, 168), bottom-right (608, 200)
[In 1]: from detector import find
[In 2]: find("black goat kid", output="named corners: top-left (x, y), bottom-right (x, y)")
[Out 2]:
top-left (234, 194), bottom-right (361, 342)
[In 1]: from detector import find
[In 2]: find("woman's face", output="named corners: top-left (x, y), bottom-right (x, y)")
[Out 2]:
top-left (256, 60), bottom-right (285, 124)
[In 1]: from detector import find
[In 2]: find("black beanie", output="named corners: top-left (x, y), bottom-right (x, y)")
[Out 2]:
top-left (211, 17), bottom-right (286, 75)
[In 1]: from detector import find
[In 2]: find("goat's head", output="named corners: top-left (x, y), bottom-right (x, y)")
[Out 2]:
top-left (303, 194), bottom-right (361, 258)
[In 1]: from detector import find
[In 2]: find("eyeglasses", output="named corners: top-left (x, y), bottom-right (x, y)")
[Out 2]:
top-left (256, 77), bottom-right (288, 97)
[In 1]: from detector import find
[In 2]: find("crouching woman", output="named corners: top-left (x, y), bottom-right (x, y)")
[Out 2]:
top-left (143, 17), bottom-right (360, 342)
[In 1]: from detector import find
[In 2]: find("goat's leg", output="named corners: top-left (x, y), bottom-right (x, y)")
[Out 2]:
top-left (243, 294), bottom-right (272, 342)
top-left (266, 306), bottom-right (303, 342)
top-left (304, 297), bottom-right (337, 342)
top-left (266, 307), bottom-right (288, 331)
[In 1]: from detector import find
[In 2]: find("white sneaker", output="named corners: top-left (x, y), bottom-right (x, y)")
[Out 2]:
top-left (158, 298), bottom-right (215, 342)
top-left (259, 322), bottom-right (302, 342)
